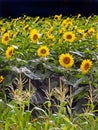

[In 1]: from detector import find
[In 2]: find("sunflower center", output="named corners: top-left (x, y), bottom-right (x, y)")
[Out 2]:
top-left (9, 50), bottom-right (13, 55)
top-left (5, 36), bottom-right (9, 41)
top-left (33, 34), bottom-right (38, 40)
top-left (84, 63), bottom-right (90, 70)
top-left (63, 57), bottom-right (70, 64)
top-left (66, 34), bottom-right (72, 39)
top-left (89, 31), bottom-right (94, 35)
top-left (41, 49), bottom-right (46, 54)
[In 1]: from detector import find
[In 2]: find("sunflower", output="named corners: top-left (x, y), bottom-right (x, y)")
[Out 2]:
top-left (80, 59), bottom-right (92, 74)
top-left (23, 24), bottom-right (29, 30)
top-left (37, 46), bottom-right (49, 57)
top-left (48, 27), bottom-right (54, 34)
top-left (61, 18), bottom-right (70, 27)
top-left (59, 53), bottom-right (74, 69)
top-left (87, 27), bottom-right (95, 36)
top-left (77, 29), bottom-right (87, 39)
top-left (0, 76), bottom-right (4, 83)
top-left (2, 32), bottom-right (10, 45)
top-left (34, 16), bottom-right (40, 23)
top-left (54, 14), bottom-right (62, 20)
top-left (77, 29), bottom-right (84, 34)
top-left (77, 13), bottom-right (81, 19)
top-left (66, 21), bottom-right (73, 27)
top-left (1, 27), bottom-right (6, 33)
top-left (63, 32), bottom-right (75, 42)
top-left (30, 29), bottom-right (39, 43)
top-left (5, 46), bottom-right (14, 59)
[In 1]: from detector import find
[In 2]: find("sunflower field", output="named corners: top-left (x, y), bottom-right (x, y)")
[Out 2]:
top-left (0, 14), bottom-right (98, 130)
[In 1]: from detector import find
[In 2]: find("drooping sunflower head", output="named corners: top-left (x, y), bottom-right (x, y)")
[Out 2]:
top-left (23, 24), bottom-right (29, 30)
top-left (2, 32), bottom-right (10, 45)
top-left (80, 59), bottom-right (92, 74)
top-left (63, 32), bottom-right (75, 42)
top-left (59, 53), bottom-right (74, 69)
top-left (30, 29), bottom-right (39, 43)
top-left (34, 16), bottom-right (40, 23)
top-left (54, 14), bottom-right (62, 20)
top-left (0, 76), bottom-right (4, 83)
top-left (47, 27), bottom-right (54, 34)
top-left (61, 18), bottom-right (70, 27)
top-left (77, 13), bottom-right (81, 19)
top-left (5, 46), bottom-right (14, 59)
top-left (37, 46), bottom-right (50, 57)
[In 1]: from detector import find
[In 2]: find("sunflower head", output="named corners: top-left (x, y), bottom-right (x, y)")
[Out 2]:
top-left (59, 53), bottom-right (74, 69)
top-left (61, 18), bottom-right (70, 27)
top-left (30, 29), bottom-right (39, 43)
top-left (1, 27), bottom-right (6, 33)
top-left (0, 76), bottom-right (4, 83)
top-left (80, 59), bottom-right (92, 74)
top-left (77, 29), bottom-right (86, 39)
top-left (37, 46), bottom-right (50, 57)
top-left (66, 21), bottom-right (73, 27)
top-left (23, 24), bottom-right (29, 30)
top-left (48, 27), bottom-right (54, 34)
top-left (87, 27), bottom-right (95, 36)
top-left (77, 13), bottom-right (81, 19)
top-left (77, 29), bottom-right (84, 34)
top-left (63, 32), bottom-right (75, 42)
top-left (5, 46), bottom-right (14, 59)
top-left (34, 16), bottom-right (40, 23)
top-left (54, 14), bottom-right (62, 20)
top-left (2, 32), bottom-right (10, 45)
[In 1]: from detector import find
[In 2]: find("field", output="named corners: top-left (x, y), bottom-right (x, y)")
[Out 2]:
top-left (0, 14), bottom-right (98, 130)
